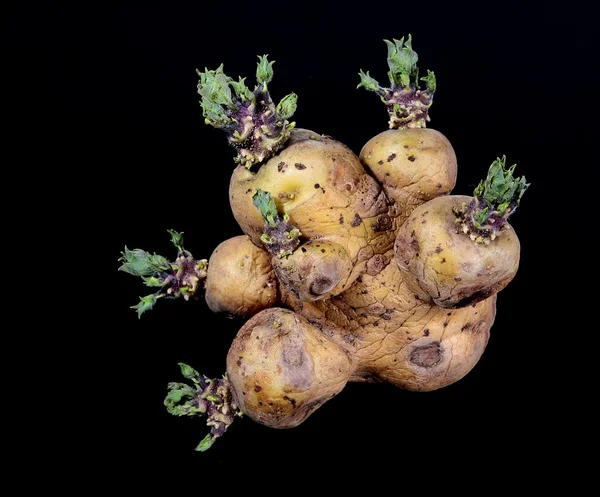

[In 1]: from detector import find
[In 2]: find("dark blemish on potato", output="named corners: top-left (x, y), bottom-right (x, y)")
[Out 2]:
top-left (421, 220), bottom-right (426, 224)
top-left (382, 313), bottom-right (391, 320)
top-left (447, 312), bottom-right (452, 316)
top-left (295, 163), bottom-right (306, 170)
top-left (246, 188), bottom-right (252, 193)
top-left (403, 144), bottom-right (409, 148)
top-left (408, 155), bottom-right (416, 162)
top-left (373, 213), bottom-right (392, 232)
top-left (314, 183), bottom-right (320, 189)
top-left (310, 277), bottom-right (333, 296)
top-left (410, 341), bottom-right (442, 368)
top-left (321, 187), bottom-right (326, 194)
top-left (423, 329), bottom-right (430, 336)
top-left (301, 247), bottom-right (307, 252)
top-left (321, 249), bottom-right (326, 253)
top-left (373, 321), bottom-right (379, 327)
top-left (351, 214), bottom-right (362, 227)
top-left (461, 323), bottom-right (472, 331)
top-left (366, 254), bottom-right (387, 275)
top-left (411, 239), bottom-right (420, 252)
top-left (378, 160), bottom-right (384, 165)
top-left (237, 358), bottom-right (242, 366)
top-left (437, 183), bottom-right (442, 189)
top-left (243, 391), bottom-right (247, 396)
top-left (339, 215), bottom-right (344, 224)
top-left (357, 276), bottom-right (363, 283)
top-left (387, 153), bottom-right (396, 162)
top-left (441, 258), bottom-right (446, 263)
top-left (259, 401), bottom-right (263, 406)
top-left (283, 395), bottom-right (297, 407)
top-left (443, 321), bottom-right (449, 327)
top-left (254, 385), bottom-right (262, 392)
top-left (269, 402), bottom-right (273, 406)
top-left (454, 277), bottom-right (462, 282)
top-left (411, 230), bottom-right (416, 237)
top-left (385, 172), bottom-right (390, 176)
top-left (435, 246), bottom-right (443, 254)
top-left (278, 162), bottom-right (286, 172)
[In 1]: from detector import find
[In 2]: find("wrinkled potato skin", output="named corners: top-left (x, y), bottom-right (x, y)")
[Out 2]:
top-left (360, 128), bottom-right (457, 209)
top-left (229, 128), bottom-right (397, 298)
top-left (282, 254), bottom-right (495, 392)
top-left (216, 125), bottom-right (522, 428)
top-left (272, 240), bottom-right (353, 302)
top-left (205, 236), bottom-right (278, 317)
top-left (226, 308), bottom-right (353, 428)
top-left (395, 195), bottom-right (520, 308)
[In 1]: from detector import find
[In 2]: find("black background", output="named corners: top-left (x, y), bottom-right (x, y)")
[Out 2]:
top-left (14, 0), bottom-right (589, 483)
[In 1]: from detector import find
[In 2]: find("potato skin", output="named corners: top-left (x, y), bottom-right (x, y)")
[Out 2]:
top-left (395, 195), bottom-right (520, 308)
top-left (205, 236), bottom-right (278, 317)
top-left (272, 239), bottom-right (353, 301)
top-left (229, 128), bottom-right (396, 299)
top-left (283, 254), bottom-right (496, 392)
top-left (360, 128), bottom-right (457, 208)
top-left (226, 308), bottom-right (353, 428)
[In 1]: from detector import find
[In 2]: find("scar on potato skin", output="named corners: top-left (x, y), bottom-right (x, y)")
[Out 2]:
top-left (351, 214), bottom-right (362, 227)
top-left (410, 342), bottom-right (442, 368)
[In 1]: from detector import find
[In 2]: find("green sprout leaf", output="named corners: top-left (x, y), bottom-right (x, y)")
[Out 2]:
top-left (385, 35), bottom-right (419, 88)
top-left (168, 229), bottom-right (185, 254)
top-left (196, 434), bottom-right (217, 452)
top-left (256, 55), bottom-right (275, 88)
top-left (253, 189), bottom-right (279, 227)
top-left (357, 70), bottom-right (382, 94)
top-left (179, 362), bottom-right (201, 382)
top-left (230, 76), bottom-right (253, 102)
top-left (276, 93), bottom-right (298, 120)
top-left (118, 248), bottom-right (170, 277)
top-left (131, 294), bottom-right (163, 319)
top-left (475, 156), bottom-right (529, 214)
top-left (421, 70), bottom-right (436, 92)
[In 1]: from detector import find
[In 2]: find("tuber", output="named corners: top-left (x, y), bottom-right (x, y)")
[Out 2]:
top-left (119, 39), bottom-right (528, 450)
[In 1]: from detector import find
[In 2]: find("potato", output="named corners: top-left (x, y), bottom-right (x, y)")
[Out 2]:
top-left (394, 195), bottom-right (520, 308)
top-left (118, 42), bottom-right (529, 449)
top-left (272, 239), bottom-right (353, 301)
top-left (229, 128), bottom-right (397, 300)
top-left (205, 235), bottom-right (278, 317)
top-left (360, 128), bottom-right (457, 208)
top-left (282, 254), bottom-right (495, 391)
top-left (226, 308), bottom-right (353, 428)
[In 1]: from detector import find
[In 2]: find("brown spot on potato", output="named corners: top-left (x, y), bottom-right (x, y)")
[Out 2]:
top-left (435, 246), bottom-right (443, 254)
top-left (423, 329), bottom-right (430, 336)
top-left (351, 214), bottom-right (362, 227)
top-left (294, 163), bottom-right (306, 170)
top-left (314, 183), bottom-right (320, 189)
top-left (403, 144), bottom-right (409, 148)
top-left (387, 153), bottom-right (396, 162)
top-left (366, 254), bottom-right (387, 275)
top-left (378, 160), bottom-right (384, 165)
top-left (408, 155), bottom-right (416, 162)
top-left (283, 395), bottom-right (297, 406)
top-left (278, 162), bottom-right (286, 172)
top-left (339, 215), bottom-right (344, 224)
top-left (254, 385), bottom-right (262, 392)
top-left (309, 277), bottom-right (334, 296)
top-left (437, 183), bottom-right (442, 188)
top-left (410, 342), bottom-right (442, 368)
top-left (441, 258), bottom-right (446, 263)
top-left (461, 323), bottom-right (472, 331)
top-left (373, 213), bottom-right (392, 232)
